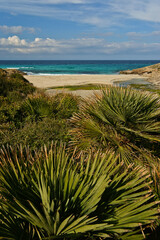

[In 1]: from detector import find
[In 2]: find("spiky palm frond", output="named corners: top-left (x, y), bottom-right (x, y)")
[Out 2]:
top-left (19, 94), bottom-right (53, 121)
top-left (0, 144), bottom-right (158, 239)
top-left (0, 208), bottom-right (40, 240)
top-left (70, 86), bottom-right (160, 162)
top-left (50, 93), bottom-right (80, 119)
top-left (146, 157), bottom-right (160, 201)
top-left (18, 93), bottom-right (79, 123)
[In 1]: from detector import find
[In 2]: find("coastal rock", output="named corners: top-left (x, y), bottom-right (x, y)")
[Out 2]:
top-left (119, 63), bottom-right (160, 76)
top-left (120, 63), bottom-right (160, 87)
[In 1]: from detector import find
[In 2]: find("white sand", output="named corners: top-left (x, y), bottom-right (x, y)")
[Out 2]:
top-left (25, 74), bottom-right (147, 89)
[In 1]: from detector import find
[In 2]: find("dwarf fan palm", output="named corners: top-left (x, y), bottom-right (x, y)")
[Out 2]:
top-left (0, 144), bottom-right (158, 239)
top-left (17, 93), bottom-right (79, 123)
top-left (19, 94), bottom-right (53, 122)
top-left (70, 86), bottom-right (160, 163)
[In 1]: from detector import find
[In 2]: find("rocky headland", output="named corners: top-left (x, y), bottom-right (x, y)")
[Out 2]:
top-left (120, 63), bottom-right (160, 87)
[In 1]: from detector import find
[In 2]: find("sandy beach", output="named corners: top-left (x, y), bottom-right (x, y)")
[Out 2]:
top-left (24, 74), bottom-right (148, 98)
top-left (25, 74), bottom-right (148, 88)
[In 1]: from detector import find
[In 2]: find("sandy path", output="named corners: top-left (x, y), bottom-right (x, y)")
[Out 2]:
top-left (46, 89), bottom-right (102, 98)
top-left (25, 74), bottom-right (147, 89)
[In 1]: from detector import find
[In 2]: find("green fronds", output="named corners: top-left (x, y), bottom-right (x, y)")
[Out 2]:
top-left (17, 92), bottom-right (80, 123)
top-left (18, 94), bottom-right (53, 122)
top-left (70, 86), bottom-right (160, 161)
top-left (0, 144), bottom-right (158, 239)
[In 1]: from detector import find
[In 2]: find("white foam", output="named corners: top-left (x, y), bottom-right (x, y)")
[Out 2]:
top-left (6, 67), bottom-right (19, 69)
top-left (20, 67), bottom-right (34, 69)
top-left (25, 72), bottom-right (35, 75)
top-left (34, 73), bottom-right (74, 76)
top-left (26, 72), bottom-right (104, 76)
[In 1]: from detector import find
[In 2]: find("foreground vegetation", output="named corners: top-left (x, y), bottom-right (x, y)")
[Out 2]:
top-left (0, 70), bottom-right (160, 239)
top-left (0, 144), bottom-right (158, 240)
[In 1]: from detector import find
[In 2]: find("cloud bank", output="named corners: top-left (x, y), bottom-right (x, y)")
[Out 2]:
top-left (1, 35), bottom-right (160, 58)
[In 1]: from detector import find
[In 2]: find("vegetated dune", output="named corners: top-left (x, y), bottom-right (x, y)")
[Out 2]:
top-left (0, 68), bottom-right (26, 76)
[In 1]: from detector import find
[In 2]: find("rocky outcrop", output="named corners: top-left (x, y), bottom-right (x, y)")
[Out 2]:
top-left (119, 63), bottom-right (160, 87)
top-left (120, 63), bottom-right (160, 76)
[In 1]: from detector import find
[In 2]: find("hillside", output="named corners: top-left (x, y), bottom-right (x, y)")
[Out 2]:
top-left (0, 68), bottom-right (35, 98)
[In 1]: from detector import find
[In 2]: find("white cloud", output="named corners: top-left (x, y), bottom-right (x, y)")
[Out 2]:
top-left (1, 0), bottom-right (159, 28)
top-left (0, 25), bottom-right (35, 34)
top-left (109, 0), bottom-right (160, 23)
top-left (1, 35), bottom-right (160, 57)
top-left (0, 36), bottom-right (105, 54)
top-left (0, 0), bottom-right (87, 4)
top-left (127, 31), bottom-right (160, 38)
top-left (0, 36), bottom-right (27, 46)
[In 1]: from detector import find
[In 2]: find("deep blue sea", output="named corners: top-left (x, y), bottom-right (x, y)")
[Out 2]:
top-left (0, 60), bottom-right (159, 75)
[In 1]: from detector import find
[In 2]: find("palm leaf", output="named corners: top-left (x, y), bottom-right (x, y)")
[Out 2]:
top-left (0, 144), bottom-right (158, 239)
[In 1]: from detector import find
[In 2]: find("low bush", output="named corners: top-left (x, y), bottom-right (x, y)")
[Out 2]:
top-left (0, 71), bottom-right (35, 99)
top-left (0, 76), bottom-right (80, 147)
top-left (0, 118), bottom-right (71, 149)
top-left (0, 70), bottom-right (36, 126)
top-left (15, 92), bottom-right (80, 123)
top-left (50, 93), bottom-right (80, 119)
top-left (16, 94), bottom-right (54, 123)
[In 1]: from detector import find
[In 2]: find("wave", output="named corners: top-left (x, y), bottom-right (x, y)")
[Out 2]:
top-left (26, 73), bottom-right (110, 76)
top-left (20, 67), bottom-right (34, 69)
top-left (30, 73), bottom-right (77, 76)
top-left (25, 72), bottom-right (71, 76)
top-left (6, 67), bottom-right (19, 69)
top-left (25, 72), bottom-right (35, 75)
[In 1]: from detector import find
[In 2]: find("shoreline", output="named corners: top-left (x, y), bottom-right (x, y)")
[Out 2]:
top-left (25, 74), bottom-right (148, 89)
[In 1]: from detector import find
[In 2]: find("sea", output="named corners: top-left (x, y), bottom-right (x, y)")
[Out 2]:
top-left (0, 60), bottom-right (159, 75)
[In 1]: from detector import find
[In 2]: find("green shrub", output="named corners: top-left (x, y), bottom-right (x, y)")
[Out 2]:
top-left (0, 72), bottom-right (35, 99)
top-left (0, 118), bottom-right (70, 149)
top-left (0, 144), bottom-right (158, 239)
top-left (0, 102), bottom-right (21, 125)
top-left (0, 92), bottom-right (80, 148)
top-left (0, 71), bottom-right (36, 126)
top-left (50, 93), bottom-right (80, 119)
top-left (70, 86), bottom-right (160, 163)
top-left (14, 93), bottom-right (80, 124)
top-left (16, 94), bottom-right (53, 122)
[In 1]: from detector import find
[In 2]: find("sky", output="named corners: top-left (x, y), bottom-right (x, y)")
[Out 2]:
top-left (0, 0), bottom-right (160, 60)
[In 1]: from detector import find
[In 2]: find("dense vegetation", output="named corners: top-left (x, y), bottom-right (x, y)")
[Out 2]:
top-left (0, 70), bottom-right (160, 239)
top-left (0, 145), bottom-right (157, 240)
top-left (0, 70), bottom-right (79, 148)
top-left (70, 86), bottom-right (160, 162)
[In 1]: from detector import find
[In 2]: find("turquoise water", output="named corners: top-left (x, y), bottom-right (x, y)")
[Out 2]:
top-left (0, 60), bottom-right (159, 75)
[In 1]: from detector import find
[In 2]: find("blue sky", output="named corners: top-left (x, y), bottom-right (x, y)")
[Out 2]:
top-left (0, 0), bottom-right (160, 59)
